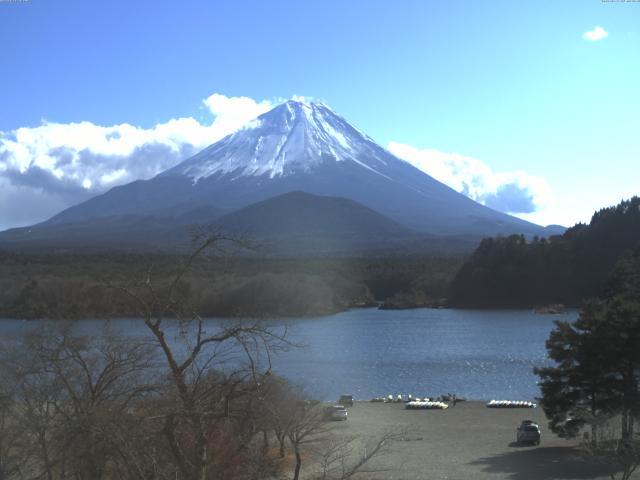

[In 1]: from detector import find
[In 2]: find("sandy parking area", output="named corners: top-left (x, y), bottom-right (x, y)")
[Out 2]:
top-left (320, 401), bottom-right (615, 480)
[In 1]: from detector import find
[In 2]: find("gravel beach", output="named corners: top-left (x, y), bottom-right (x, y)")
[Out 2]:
top-left (321, 401), bottom-right (615, 480)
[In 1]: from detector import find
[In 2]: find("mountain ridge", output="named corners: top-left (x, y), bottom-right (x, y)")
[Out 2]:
top-left (1, 100), bottom-right (559, 251)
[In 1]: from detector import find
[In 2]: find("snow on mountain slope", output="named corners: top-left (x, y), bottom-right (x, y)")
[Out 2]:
top-left (165, 100), bottom-right (390, 181)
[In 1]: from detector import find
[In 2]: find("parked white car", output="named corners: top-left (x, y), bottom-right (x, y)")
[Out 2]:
top-left (516, 420), bottom-right (541, 445)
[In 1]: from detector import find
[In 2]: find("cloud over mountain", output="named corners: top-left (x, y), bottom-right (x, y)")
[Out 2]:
top-left (0, 94), bottom-right (273, 229)
top-left (387, 141), bottom-right (552, 215)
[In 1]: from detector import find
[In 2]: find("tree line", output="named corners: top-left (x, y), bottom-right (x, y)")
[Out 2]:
top-left (0, 251), bottom-right (461, 319)
top-left (449, 197), bottom-right (640, 308)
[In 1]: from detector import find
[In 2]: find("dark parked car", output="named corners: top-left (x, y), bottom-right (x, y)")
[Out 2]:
top-left (338, 394), bottom-right (354, 407)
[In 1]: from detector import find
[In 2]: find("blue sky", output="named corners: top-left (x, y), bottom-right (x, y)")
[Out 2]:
top-left (0, 0), bottom-right (639, 229)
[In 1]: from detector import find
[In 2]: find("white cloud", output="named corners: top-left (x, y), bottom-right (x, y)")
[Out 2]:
top-left (290, 94), bottom-right (316, 105)
top-left (387, 141), bottom-right (554, 216)
top-left (583, 26), bottom-right (608, 41)
top-left (1, 93), bottom-right (273, 185)
top-left (0, 93), bottom-right (274, 229)
top-left (202, 93), bottom-right (272, 132)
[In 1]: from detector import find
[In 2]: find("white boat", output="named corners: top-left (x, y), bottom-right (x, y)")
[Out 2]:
top-left (486, 399), bottom-right (536, 408)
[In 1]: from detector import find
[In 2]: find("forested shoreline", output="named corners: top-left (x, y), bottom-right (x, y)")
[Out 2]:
top-left (449, 197), bottom-right (640, 309)
top-left (3, 198), bottom-right (640, 319)
top-left (0, 251), bottom-right (461, 319)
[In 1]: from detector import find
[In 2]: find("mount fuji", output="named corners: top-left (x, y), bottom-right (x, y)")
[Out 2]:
top-left (0, 100), bottom-right (558, 253)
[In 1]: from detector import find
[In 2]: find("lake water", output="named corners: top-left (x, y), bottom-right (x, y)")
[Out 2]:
top-left (0, 308), bottom-right (577, 401)
top-left (272, 308), bottom-right (578, 401)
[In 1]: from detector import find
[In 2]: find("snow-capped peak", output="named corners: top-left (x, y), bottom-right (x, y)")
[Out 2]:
top-left (167, 100), bottom-right (391, 181)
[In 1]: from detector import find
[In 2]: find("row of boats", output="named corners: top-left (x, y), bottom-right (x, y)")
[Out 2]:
top-left (370, 394), bottom-right (458, 404)
top-left (370, 394), bottom-right (405, 403)
top-left (368, 395), bottom-right (536, 409)
top-left (486, 400), bottom-right (537, 408)
top-left (405, 401), bottom-right (449, 410)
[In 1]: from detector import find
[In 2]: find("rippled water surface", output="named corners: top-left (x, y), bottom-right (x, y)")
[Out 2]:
top-left (0, 308), bottom-right (577, 401)
top-left (272, 308), bottom-right (577, 401)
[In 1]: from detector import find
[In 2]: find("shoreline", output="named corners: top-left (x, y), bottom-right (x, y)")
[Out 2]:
top-left (1, 304), bottom-right (581, 322)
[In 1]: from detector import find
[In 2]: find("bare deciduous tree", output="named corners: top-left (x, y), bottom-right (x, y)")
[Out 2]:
top-left (0, 322), bottom-right (157, 480)
top-left (0, 234), bottom-right (400, 480)
top-left (0, 383), bottom-right (25, 480)
top-left (112, 233), bottom-right (291, 480)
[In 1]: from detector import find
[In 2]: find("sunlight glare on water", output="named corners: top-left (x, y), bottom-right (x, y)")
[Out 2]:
top-left (271, 308), bottom-right (577, 401)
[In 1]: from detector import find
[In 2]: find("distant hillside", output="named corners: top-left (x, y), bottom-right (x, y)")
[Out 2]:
top-left (0, 191), bottom-right (479, 257)
top-left (449, 197), bottom-right (640, 308)
top-left (217, 191), bottom-right (412, 237)
top-left (213, 191), bottom-right (431, 256)
top-left (0, 213), bottom-right (209, 252)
